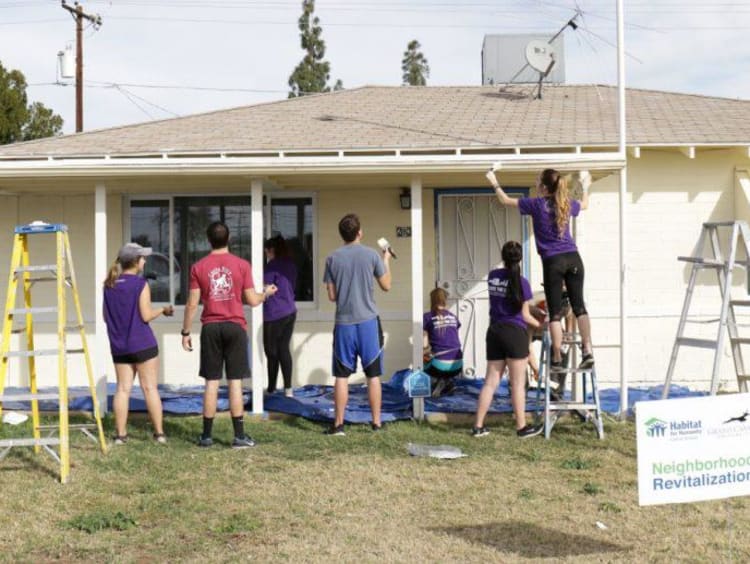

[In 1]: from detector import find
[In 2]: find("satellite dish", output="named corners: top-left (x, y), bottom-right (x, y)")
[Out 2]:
top-left (525, 40), bottom-right (556, 74)
top-left (524, 39), bottom-right (557, 100)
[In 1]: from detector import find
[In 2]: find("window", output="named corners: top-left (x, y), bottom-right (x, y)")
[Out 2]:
top-left (270, 198), bottom-right (314, 301)
top-left (128, 195), bottom-right (315, 305)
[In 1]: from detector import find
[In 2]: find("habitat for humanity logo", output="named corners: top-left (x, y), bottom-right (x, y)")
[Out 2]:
top-left (645, 417), bottom-right (668, 438)
top-left (644, 416), bottom-right (703, 439)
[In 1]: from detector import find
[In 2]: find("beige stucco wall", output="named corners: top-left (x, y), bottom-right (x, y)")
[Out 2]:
top-left (2, 148), bottom-right (749, 394)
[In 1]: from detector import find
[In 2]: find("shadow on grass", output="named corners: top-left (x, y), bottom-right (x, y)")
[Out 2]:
top-left (432, 521), bottom-right (630, 558)
top-left (0, 448), bottom-right (60, 480)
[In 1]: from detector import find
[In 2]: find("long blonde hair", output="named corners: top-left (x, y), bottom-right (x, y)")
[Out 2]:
top-left (104, 257), bottom-right (138, 288)
top-left (540, 168), bottom-right (570, 238)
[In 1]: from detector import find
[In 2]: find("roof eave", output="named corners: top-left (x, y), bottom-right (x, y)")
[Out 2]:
top-left (0, 152), bottom-right (627, 179)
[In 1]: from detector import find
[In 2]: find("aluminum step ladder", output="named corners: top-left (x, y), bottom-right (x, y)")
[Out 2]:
top-left (0, 222), bottom-right (107, 483)
top-left (535, 327), bottom-right (604, 439)
top-left (663, 221), bottom-right (750, 398)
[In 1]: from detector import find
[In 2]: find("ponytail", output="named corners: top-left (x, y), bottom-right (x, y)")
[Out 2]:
top-left (540, 168), bottom-right (571, 238)
top-left (501, 241), bottom-right (524, 312)
top-left (104, 260), bottom-right (122, 289)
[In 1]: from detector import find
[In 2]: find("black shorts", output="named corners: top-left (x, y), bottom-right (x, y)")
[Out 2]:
top-left (486, 323), bottom-right (529, 361)
top-left (112, 346), bottom-right (159, 365)
top-left (200, 322), bottom-right (250, 381)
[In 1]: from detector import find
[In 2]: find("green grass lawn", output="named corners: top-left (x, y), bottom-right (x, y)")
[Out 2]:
top-left (0, 413), bottom-right (747, 562)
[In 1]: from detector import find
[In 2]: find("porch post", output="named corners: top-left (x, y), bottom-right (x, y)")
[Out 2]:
top-left (250, 178), bottom-right (264, 415)
top-left (410, 176), bottom-right (425, 421)
top-left (94, 183), bottom-right (108, 413)
top-left (616, 0), bottom-right (629, 418)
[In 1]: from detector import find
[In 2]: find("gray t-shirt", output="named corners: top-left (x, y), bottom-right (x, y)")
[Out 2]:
top-left (323, 243), bottom-right (386, 324)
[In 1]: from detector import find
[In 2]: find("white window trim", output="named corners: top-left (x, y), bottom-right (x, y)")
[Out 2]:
top-left (124, 191), bottom-right (318, 308)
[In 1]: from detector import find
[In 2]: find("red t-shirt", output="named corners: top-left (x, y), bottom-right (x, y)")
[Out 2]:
top-left (189, 252), bottom-right (254, 330)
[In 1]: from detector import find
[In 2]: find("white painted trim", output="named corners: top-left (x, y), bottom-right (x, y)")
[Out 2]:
top-left (250, 178), bottom-right (264, 415)
top-left (0, 153), bottom-right (627, 178)
top-left (679, 146), bottom-right (696, 159)
top-left (410, 176), bottom-right (424, 421)
top-left (629, 146), bottom-right (641, 159)
top-left (94, 184), bottom-right (108, 414)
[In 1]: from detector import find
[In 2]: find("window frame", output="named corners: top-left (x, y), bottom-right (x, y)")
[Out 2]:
top-left (124, 191), bottom-right (318, 309)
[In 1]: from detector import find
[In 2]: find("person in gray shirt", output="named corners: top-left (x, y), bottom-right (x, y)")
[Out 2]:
top-left (323, 213), bottom-right (392, 435)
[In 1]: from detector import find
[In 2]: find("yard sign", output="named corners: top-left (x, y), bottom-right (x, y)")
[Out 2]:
top-left (636, 393), bottom-right (750, 506)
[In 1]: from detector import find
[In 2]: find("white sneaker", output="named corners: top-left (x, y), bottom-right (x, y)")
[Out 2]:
top-left (284, 388), bottom-right (294, 398)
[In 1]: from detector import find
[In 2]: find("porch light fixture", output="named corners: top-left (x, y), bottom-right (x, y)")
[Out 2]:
top-left (400, 188), bottom-right (411, 210)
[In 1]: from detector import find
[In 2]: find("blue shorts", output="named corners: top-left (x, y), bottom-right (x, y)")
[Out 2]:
top-left (332, 317), bottom-right (384, 378)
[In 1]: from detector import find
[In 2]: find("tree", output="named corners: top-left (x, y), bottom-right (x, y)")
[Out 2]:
top-left (401, 40), bottom-right (430, 86)
top-left (288, 0), bottom-right (343, 98)
top-left (0, 61), bottom-right (63, 144)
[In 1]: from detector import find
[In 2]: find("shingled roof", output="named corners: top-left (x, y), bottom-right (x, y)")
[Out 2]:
top-left (1, 84), bottom-right (749, 158)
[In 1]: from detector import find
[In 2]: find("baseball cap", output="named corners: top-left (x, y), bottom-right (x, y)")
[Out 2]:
top-left (117, 242), bottom-right (153, 263)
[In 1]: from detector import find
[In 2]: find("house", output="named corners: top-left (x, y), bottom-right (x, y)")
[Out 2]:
top-left (0, 84), bottom-right (748, 414)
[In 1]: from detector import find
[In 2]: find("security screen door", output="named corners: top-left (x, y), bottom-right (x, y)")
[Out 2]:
top-left (437, 191), bottom-right (525, 378)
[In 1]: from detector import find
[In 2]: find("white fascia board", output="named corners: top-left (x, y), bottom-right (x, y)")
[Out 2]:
top-left (0, 152), bottom-right (626, 178)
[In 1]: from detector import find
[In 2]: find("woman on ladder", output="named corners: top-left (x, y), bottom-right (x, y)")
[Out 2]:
top-left (486, 167), bottom-right (594, 373)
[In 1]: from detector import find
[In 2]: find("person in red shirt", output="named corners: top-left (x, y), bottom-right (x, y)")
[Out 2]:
top-left (181, 221), bottom-right (277, 448)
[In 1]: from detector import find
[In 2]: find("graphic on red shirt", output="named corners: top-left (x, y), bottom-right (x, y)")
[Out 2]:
top-left (209, 266), bottom-right (234, 301)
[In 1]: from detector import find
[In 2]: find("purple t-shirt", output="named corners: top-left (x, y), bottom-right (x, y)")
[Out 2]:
top-left (263, 257), bottom-right (297, 322)
top-left (488, 268), bottom-right (533, 329)
top-left (103, 274), bottom-right (158, 357)
top-left (518, 197), bottom-right (581, 259)
top-left (423, 310), bottom-right (463, 361)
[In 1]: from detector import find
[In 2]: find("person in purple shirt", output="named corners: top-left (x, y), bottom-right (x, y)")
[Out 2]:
top-left (103, 243), bottom-right (174, 445)
top-left (487, 167), bottom-right (595, 372)
top-left (423, 288), bottom-right (463, 396)
top-left (263, 236), bottom-right (298, 397)
top-left (473, 241), bottom-right (542, 439)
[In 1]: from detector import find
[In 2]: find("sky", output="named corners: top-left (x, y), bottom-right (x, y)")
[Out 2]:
top-left (1, 0), bottom-right (748, 134)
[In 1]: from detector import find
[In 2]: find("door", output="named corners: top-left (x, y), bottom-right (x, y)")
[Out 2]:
top-left (437, 191), bottom-right (526, 378)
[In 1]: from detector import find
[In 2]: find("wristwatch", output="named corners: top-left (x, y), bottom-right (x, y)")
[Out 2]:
top-left (180, 329), bottom-right (190, 337)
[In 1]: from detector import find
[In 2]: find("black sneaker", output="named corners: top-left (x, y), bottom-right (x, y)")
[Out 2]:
top-left (231, 435), bottom-right (256, 449)
top-left (471, 426), bottom-right (490, 437)
top-left (326, 424), bottom-right (346, 436)
top-left (516, 424), bottom-right (544, 439)
top-left (550, 360), bottom-right (565, 373)
top-left (371, 423), bottom-right (383, 432)
top-left (113, 435), bottom-right (128, 445)
top-left (197, 436), bottom-right (213, 448)
top-left (579, 353), bottom-right (595, 370)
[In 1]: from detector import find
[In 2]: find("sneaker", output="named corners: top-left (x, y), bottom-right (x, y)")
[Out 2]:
top-left (197, 436), bottom-right (214, 448)
top-left (231, 435), bottom-right (257, 449)
top-left (325, 424), bottom-right (346, 436)
top-left (113, 435), bottom-right (128, 445)
top-left (579, 353), bottom-right (595, 370)
top-left (284, 388), bottom-right (294, 398)
top-left (371, 423), bottom-right (383, 432)
top-left (550, 360), bottom-right (565, 373)
top-left (153, 433), bottom-right (167, 444)
top-left (471, 426), bottom-right (490, 437)
top-left (516, 424), bottom-right (544, 439)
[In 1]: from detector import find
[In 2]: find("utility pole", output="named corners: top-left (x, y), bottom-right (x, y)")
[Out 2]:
top-left (61, 1), bottom-right (102, 132)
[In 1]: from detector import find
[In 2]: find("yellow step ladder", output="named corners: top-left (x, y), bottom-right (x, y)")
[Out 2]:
top-left (0, 222), bottom-right (107, 483)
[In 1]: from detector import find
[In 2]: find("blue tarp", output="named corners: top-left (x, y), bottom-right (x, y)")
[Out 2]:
top-left (0, 371), bottom-right (707, 424)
